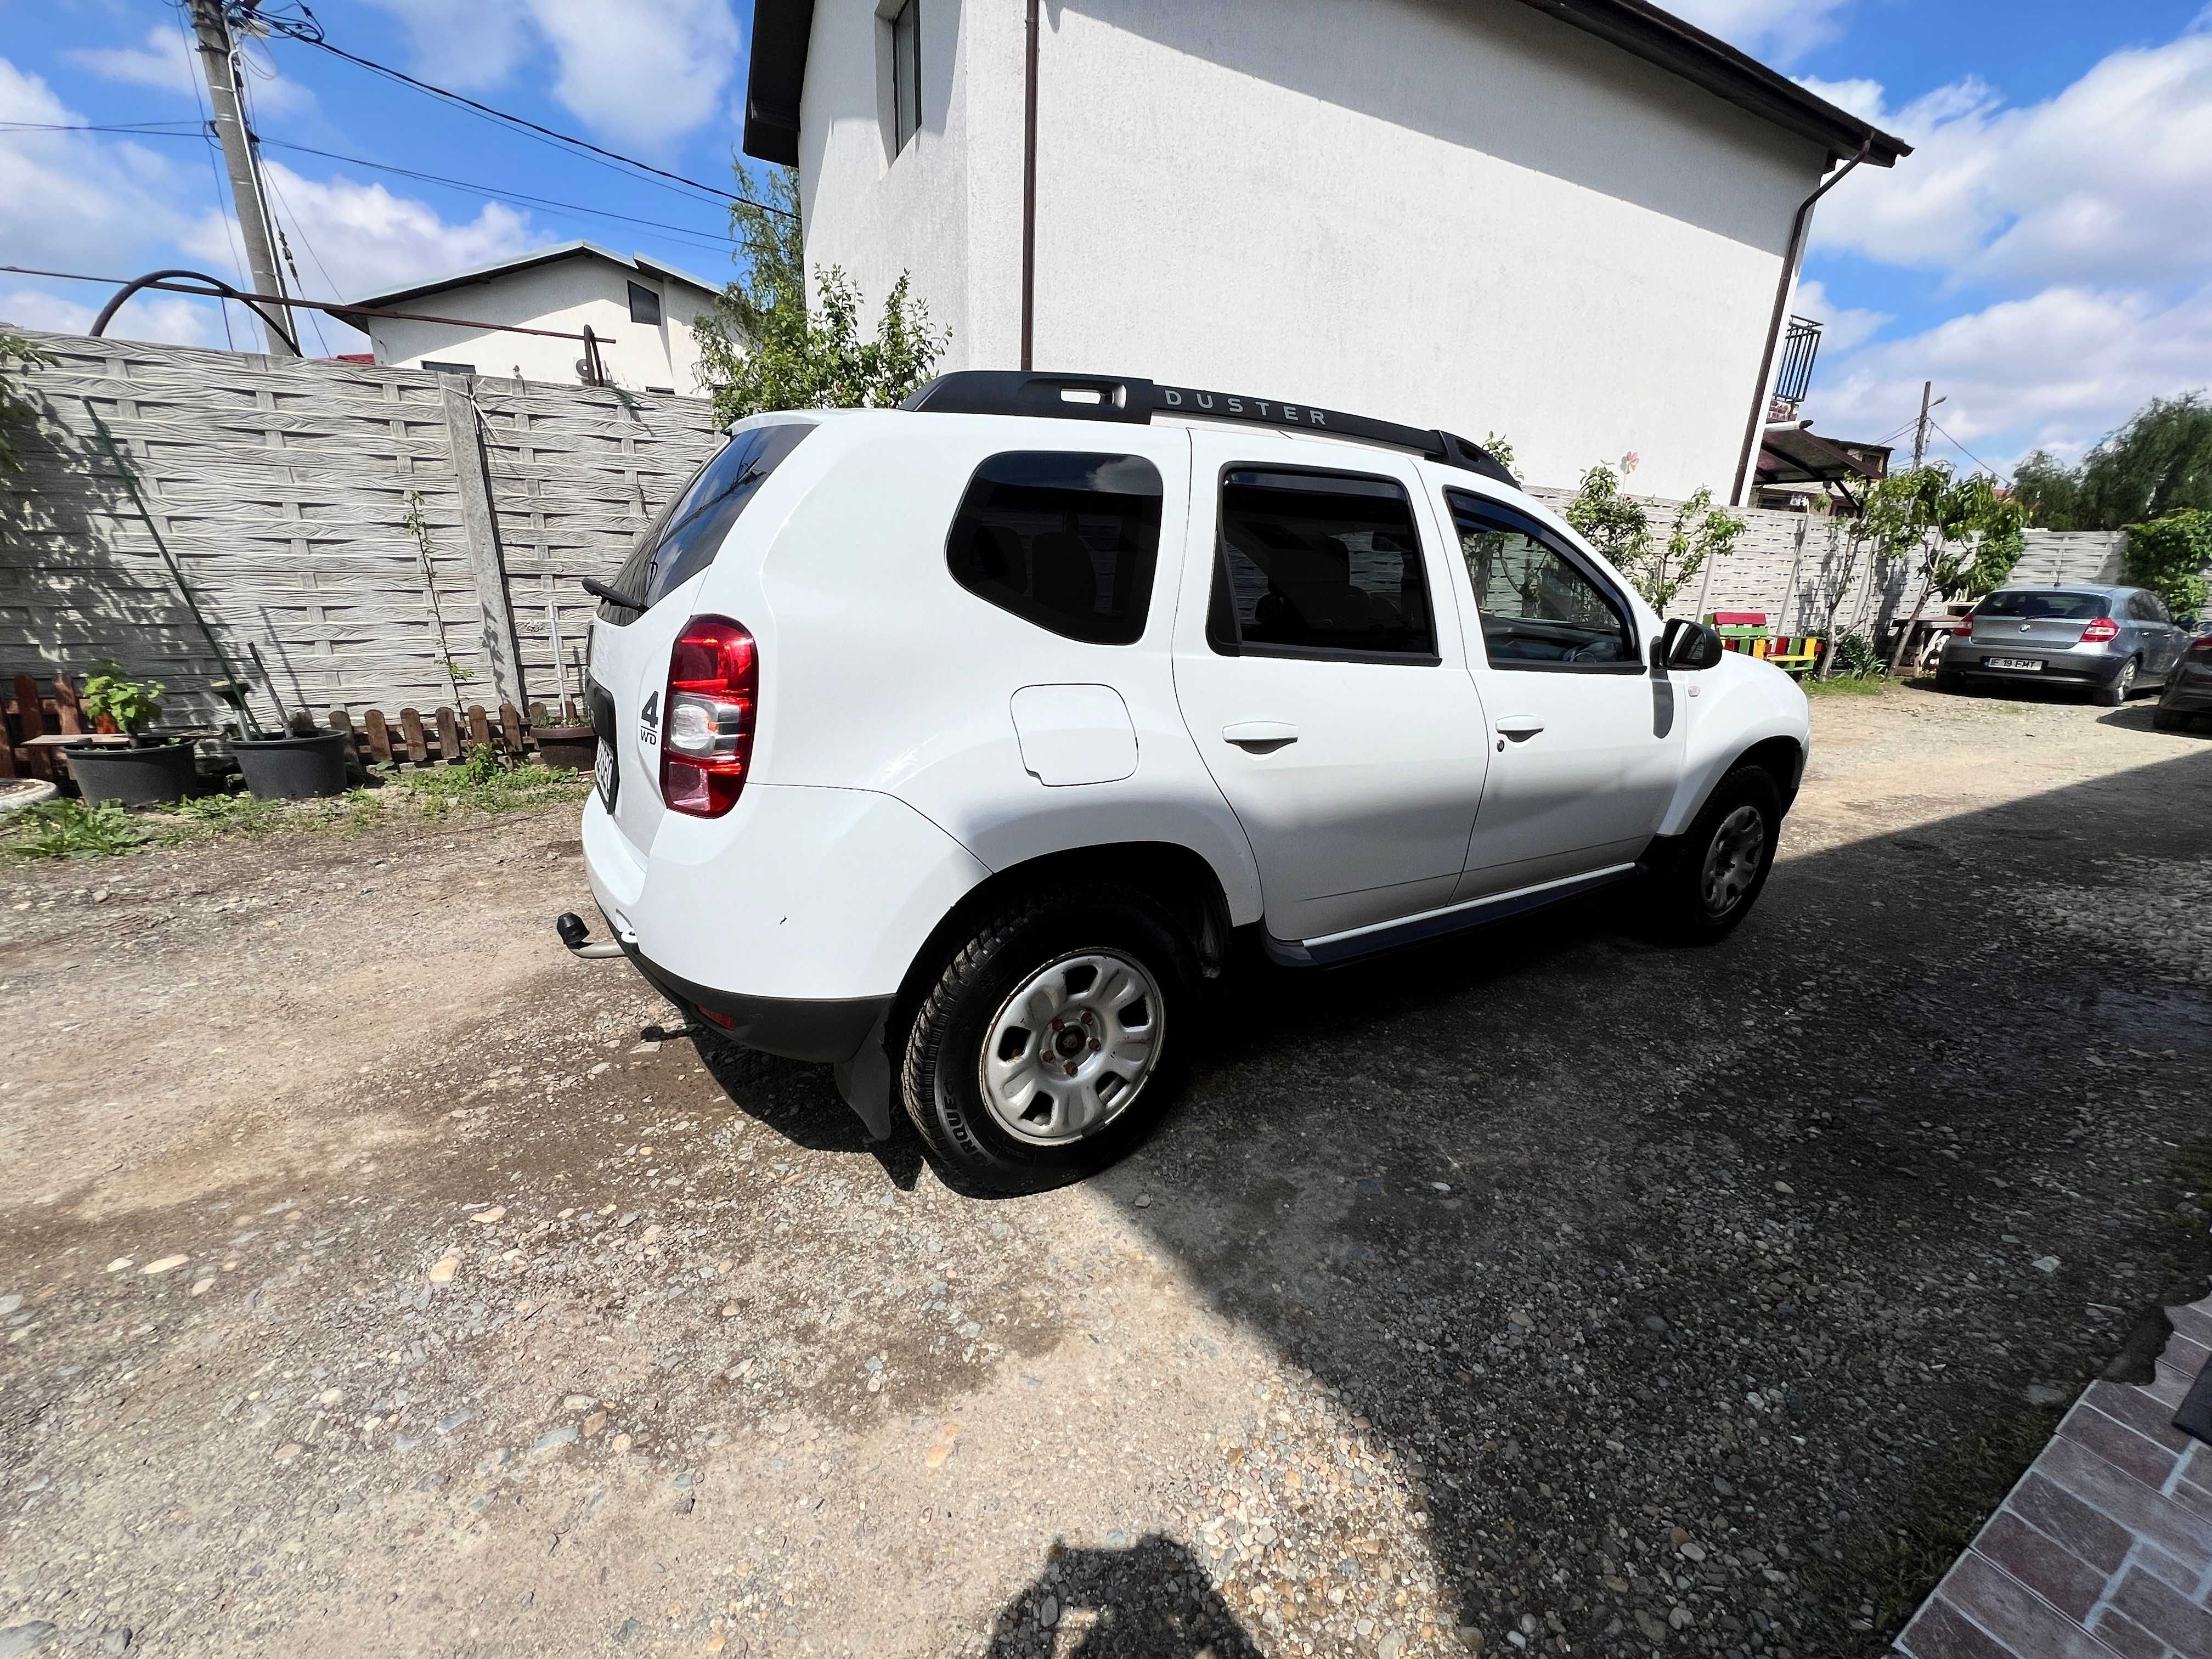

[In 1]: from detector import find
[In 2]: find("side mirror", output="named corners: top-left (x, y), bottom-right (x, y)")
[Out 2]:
top-left (1661, 617), bottom-right (1725, 670)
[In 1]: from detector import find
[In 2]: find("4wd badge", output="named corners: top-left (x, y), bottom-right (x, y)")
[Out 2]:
top-left (639, 690), bottom-right (659, 746)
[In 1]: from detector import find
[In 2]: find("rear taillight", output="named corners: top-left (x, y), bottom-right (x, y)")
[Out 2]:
top-left (661, 614), bottom-right (756, 818)
top-left (2081, 616), bottom-right (2120, 642)
top-left (2190, 635), bottom-right (2212, 656)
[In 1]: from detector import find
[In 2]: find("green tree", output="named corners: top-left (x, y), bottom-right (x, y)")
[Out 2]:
top-left (2013, 392), bottom-right (2212, 529)
top-left (692, 164), bottom-right (947, 423)
top-left (1880, 465), bottom-right (2025, 675)
top-left (1562, 462), bottom-right (1745, 614)
top-left (2123, 509), bottom-right (2211, 620)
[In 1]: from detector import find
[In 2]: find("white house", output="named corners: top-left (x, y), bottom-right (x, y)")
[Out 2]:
top-left (342, 242), bottom-right (723, 394)
top-left (741, 0), bottom-right (1906, 502)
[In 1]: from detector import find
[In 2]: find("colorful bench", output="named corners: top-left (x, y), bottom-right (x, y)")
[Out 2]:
top-left (1705, 612), bottom-right (1821, 676)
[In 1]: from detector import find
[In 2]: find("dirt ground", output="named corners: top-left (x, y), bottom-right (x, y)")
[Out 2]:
top-left (1, 686), bottom-right (2208, 1659)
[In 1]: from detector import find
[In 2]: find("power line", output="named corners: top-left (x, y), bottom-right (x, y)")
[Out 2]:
top-left (252, 11), bottom-right (795, 221)
top-left (0, 123), bottom-right (738, 254)
top-left (1929, 418), bottom-right (2012, 484)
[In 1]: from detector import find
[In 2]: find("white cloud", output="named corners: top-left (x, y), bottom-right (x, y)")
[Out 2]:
top-left (365, 0), bottom-right (742, 149)
top-left (1791, 279), bottom-right (1887, 354)
top-left (64, 26), bottom-right (197, 98)
top-left (1662, 0), bottom-right (1853, 66)
top-left (1801, 24), bottom-right (2212, 286)
top-left (0, 58), bottom-right (198, 273)
top-left (1805, 285), bottom-right (2212, 467)
top-left (184, 161), bottom-right (543, 351)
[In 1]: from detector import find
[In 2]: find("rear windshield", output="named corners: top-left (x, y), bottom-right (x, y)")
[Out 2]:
top-left (1976, 590), bottom-right (2108, 620)
top-left (599, 421), bottom-right (814, 623)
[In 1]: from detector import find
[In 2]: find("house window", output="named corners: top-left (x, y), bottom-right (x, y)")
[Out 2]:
top-left (421, 360), bottom-right (476, 376)
top-left (627, 281), bottom-right (663, 325)
top-left (890, 0), bottom-right (921, 154)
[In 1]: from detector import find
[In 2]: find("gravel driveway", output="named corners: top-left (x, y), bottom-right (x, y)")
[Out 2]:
top-left (1, 687), bottom-right (2208, 1659)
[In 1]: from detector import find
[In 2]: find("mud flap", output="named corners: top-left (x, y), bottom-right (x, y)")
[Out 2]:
top-left (832, 1011), bottom-right (895, 1142)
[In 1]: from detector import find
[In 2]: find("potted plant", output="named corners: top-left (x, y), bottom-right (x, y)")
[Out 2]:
top-left (64, 661), bottom-right (199, 806)
top-left (231, 710), bottom-right (353, 800)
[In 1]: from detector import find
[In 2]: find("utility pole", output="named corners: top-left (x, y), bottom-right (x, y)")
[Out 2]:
top-left (187, 0), bottom-right (296, 356)
top-left (1912, 380), bottom-right (1932, 469)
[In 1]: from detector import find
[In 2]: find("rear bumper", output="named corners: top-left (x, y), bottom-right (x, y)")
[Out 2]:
top-left (1940, 638), bottom-right (2131, 686)
top-left (2161, 663), bottom-right (2212, 710)
top-left (614, 928), bottom-right (889, 1065)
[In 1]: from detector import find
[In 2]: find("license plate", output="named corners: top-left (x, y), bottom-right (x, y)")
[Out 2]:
top-left (1984, 657), bottom-right (2042, 670)
top-left (594, 740), bottom-right (618, 810)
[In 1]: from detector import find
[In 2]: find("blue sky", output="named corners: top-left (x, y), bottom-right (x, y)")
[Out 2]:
top-left (5, 0), bottom-right (2209, 476)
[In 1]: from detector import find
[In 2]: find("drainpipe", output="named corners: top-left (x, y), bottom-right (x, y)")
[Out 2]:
top-left (1020, 0), bottom-right (1040, 370)
top-left (1729, 142), bottom-right (1871, 509)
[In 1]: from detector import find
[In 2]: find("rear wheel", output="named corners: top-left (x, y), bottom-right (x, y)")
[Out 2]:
top-left (898, 885), bottom-right (1197, 1190)
top-left (2095, 657), bottom-right (2138, 707)
top-left (1645, 765), bottom-right (1782, 945)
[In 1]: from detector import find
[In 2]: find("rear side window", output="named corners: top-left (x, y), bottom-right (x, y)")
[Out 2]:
top-left (601, 421), bottom-right (814, 623)
top-left (1209, 467), bottom-right (1436, 661)
top-left (946, 452), bottom-right (1163, 645)
top-left (1976, 590), bottom-right (2108, 620)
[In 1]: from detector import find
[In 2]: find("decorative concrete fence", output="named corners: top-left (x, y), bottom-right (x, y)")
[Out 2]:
top-left (0, 330), bottom-right (725, 723)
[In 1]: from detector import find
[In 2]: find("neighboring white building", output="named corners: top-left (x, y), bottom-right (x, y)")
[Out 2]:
top-left (342, 242), bottom-right (723, 394)
top-left (741, 0), bottom-right (1905, 501)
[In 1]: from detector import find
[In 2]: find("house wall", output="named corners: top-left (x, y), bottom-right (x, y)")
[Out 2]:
top-left (795, 0), bottom-right (1829, 500)
top-left (368, 258), bottom-right (716, 396)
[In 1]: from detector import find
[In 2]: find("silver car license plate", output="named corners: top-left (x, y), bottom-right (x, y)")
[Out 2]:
top-left (1984, 657), bottom-right (2042, 670)
top-left (594, 740), bottom-right (618, 809)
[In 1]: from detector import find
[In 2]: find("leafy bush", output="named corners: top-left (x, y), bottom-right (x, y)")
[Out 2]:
top-left (1827, 631), bottom-right (1885, 678)
top-left (400, 746), bottom-right (583, 816)
top-left (81, 658), bottom-right (163, 735)
top-left (1562, 462), bottom-right (1746, 613)
top-left (6, 799), bottom-right (142, 859)
top-left (2123, 509), bottom-right (2212, 620)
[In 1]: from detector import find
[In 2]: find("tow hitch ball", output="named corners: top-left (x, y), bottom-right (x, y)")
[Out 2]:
top-left (555, 911), bottom-right (625, 961)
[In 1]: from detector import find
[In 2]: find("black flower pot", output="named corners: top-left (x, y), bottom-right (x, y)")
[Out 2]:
top-left (233, 731), bottom-right (350, 799)
top-left (65, 740), bottom-right (198, 807)
top-left (532, 724), bottom-right (597, 772)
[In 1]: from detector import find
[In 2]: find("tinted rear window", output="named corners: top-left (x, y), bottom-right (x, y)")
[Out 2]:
top-left (600, 421), bottom-right (814, 623)
top-left (1976, 590), bottom-right (2108, 620)
top-left (1211, 468), bottom-right (1436, 660)
top-left (946, 452), bottom-right (1163, 645)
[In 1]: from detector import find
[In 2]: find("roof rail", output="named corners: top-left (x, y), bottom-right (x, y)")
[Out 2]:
top-left (900, 371), bottom-right (1518, 487)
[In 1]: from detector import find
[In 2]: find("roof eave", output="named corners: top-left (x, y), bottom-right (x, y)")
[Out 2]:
top-left (744, 0), bottom-right (815, 165)
top-left (1505, 0), bottom-right (1909, 166)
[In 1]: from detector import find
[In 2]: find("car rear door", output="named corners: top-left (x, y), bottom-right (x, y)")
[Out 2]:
top-left (1170, 433), bottom-right (1491, 944)
top-left (1433, 487), bottom-right (1683, 898)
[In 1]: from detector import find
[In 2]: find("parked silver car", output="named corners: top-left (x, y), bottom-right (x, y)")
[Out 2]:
top-left (1936, 585), bottom-right (2192, 706)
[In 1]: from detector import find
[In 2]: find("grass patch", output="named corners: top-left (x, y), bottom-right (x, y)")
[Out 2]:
top-left (156, 791), bottom-right (289, 841)
top-left (1803, 673), bottom-right (1893, 698)
top-left (1807, 1400), bottom-right (2065, 1647)
top-left (396, 746), bottom-right (585, 817)
top-left (4, 799), bottom-right (144, 859)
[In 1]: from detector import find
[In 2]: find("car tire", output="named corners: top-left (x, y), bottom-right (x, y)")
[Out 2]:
top-left (1644, 765), bottom-right (1782, 946)
top-left (2094, 657), bottom-right (2138, 707)
top-left (898, 884), bottom-right (1198, 1191)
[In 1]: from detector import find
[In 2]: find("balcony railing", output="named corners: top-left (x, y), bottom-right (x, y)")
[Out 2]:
top-left (1771, 315), bottom-right (1824, 413)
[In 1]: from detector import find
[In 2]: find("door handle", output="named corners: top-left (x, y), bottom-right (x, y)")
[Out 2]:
top-left (1222, 721), bottom-right (1298, 749)
top-left (1494, 716), bottom-right (1545, 741)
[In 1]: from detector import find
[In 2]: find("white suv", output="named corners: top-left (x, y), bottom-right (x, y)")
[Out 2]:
top-left (566, 372), bottom-right (1808, 1188)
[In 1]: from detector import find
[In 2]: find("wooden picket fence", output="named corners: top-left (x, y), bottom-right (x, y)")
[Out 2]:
top-left (2, 668), bottom-right (588, 786)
